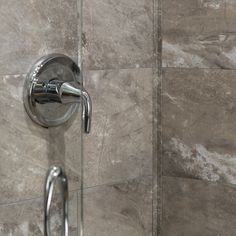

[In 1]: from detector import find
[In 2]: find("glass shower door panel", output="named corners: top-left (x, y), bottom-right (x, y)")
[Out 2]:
top-left (0, 0), bottom-right (83, 235)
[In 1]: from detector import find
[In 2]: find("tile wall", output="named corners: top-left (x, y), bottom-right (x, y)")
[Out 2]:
top-left (0, 0), bottom-right (157, 235)
top-left (161, 0), bottom-right (236, 234)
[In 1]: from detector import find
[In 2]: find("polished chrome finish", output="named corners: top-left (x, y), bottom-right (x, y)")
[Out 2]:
top-left (23, 54), bottom-right (92, 133)
top-left (44, 165), bottom-right (69, 236)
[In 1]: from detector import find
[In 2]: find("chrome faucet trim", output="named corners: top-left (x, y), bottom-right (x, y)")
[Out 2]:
top-left (60, 82), bottom-right (92, 133)
top-left (33, 79), bottom-right (92, 133)
top-left (23, 54), bottom-right (92, 132)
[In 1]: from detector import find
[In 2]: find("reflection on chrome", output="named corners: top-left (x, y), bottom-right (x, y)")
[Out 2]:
top-left (44, 165), bottom-right (68, 236)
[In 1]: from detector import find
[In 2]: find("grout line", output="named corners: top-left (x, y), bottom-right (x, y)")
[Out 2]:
top-left (0, 73), bottom-right (26, 77)
top-left (2, 65), bottom-right (236, 78)
top-left (0, 67), bottom-right (154, 79)
top-left (0, 189), bottom-right (79, 208)
top-left (0, 196), bottom-right (44, 207)
top-left (82, 175), bottom-right (153, 191)
top-left (83, 66), bottom-right (154, 71)
top-left (152, 0), bottom-right (158, 234)
top-left (156, 0), bottom-right (163, 234)
top-left (0, 175), bottom-right (153, 207)
top-left (5, 64), bottom-right (236, 80)
top-left (5, 65), bottom-right (236, 80)
top-left (162, 174), bottom-right (236, 189)
top-left (162, 66), bottom-right (236, 71)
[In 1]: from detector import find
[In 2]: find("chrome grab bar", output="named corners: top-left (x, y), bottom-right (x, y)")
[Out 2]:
top-left (44, 166), bottom-right (69, 236)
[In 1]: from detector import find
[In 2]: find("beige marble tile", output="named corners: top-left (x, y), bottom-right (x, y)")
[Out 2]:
top-left (0, 0), bottom-right (78, 75)
top-left (83, 0), bottom-right (153, 70)
top-left (0, 74), bottom-right (48, 203)
top-left (83, 68), bottom-right (153, 187)
top-left (83, 176), bottom-right (152, 236)
top-left (162, 0), bottom-right (236, 69)
top-left (163, 176), bottom-right (236, 236)
top-left (48, 112), bottom-right (83, 192)
top-left (0, 192), bottom-right (78, 236)
top-left (0, 74), bottom-right (82, 203)
top-left (163, 68), bottom-right (236, 184)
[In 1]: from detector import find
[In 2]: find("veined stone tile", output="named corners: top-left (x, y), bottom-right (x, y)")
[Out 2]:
top-left (163, 176), bottom-right (236, 236)
top-left (48, 112), bottom-right (83, 192)
top-left (0, 74), bottom-right (48, 203)
top-left (83, 176), bottom-right (152, 236)
top-left (83, 68), bottom-right (153, 187)
top-left (0, 192), bottom-right (78, 236)
top-left (83, 0), bottom-right (153, 70)
top-left (163, 68), bottom-right (236, 184)
top-left (0, 0), bottom-right (78, 75)
top-left (162, 0), bottom-right (236, 69)
top-left (0, 74), bottom-right (82, 203)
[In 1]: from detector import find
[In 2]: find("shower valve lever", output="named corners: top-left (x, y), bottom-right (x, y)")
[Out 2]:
top-left (23, 54), bottom-right (92, 133)
top-left (33, 79), bottom-right (92, 133)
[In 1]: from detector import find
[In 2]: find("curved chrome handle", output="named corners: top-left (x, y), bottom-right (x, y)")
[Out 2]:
top-left (23, 54), bottom-right (92, 131)
top-left (33, 80), bottom-right (92, 133)
top-left (60, 82), bottom-right (92, 133)
top-left (44, 166), bottom-right (69, 236)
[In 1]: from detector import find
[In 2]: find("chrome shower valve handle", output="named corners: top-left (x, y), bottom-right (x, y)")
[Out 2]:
top-left (23, 54), bottom-right (92, 133)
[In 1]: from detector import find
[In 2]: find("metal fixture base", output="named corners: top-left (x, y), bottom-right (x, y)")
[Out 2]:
top-left (23, 54), bottom-right (81, 127)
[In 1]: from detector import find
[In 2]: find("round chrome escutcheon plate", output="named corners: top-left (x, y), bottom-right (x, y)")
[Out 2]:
top-left (23, 54), bottom-right (81, 127)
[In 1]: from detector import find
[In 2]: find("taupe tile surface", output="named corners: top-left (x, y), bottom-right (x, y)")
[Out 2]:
top-left (163, 68), bottom-right (236, 184)
top-left (0, 0), bottom-right (78, 75)
top-left (152, 68), bottom-right (162, 236)
top-left (83, 0), bottom-right (153, 70)
top-left (0, 192), bottom-right (78, 236)
top-left (0, 74), bottom-right (82, 203)
top-left (84, 68), bottom-right (153, 187)
top-left (83, 176), bottom-right (152, 236)
top-left (48, 114), bottom-right (83, 192)
top-left (0, 74), bottom-right (48, 203)
top-left (163, 0), bottom-right (236, 69)
top-left (163, 176), bottom-right (236, 236)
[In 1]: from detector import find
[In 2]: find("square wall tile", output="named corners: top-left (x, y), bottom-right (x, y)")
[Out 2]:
top-left (0, 74), bottom-right (82, 203)
top-left (162, 0), bottom-right (236, 69)
top-left (83, 176), bottom-right (152, 236)
top-left (0, 192), bottom-right (78, 236)
top-left (83, 0), bottom-right (154, 70)
top-left (84, 68), bottom-right (153, 186)
top-left (163, 68), bottom-right (236, 184)
top-left (163, 177), bottom-right (236, 236)
top-left (0, 0), bottom-right (78, 74)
